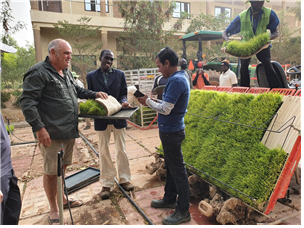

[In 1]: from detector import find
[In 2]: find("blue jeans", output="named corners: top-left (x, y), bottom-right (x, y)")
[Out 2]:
top-left (159, 129), bottom-right (190, 213)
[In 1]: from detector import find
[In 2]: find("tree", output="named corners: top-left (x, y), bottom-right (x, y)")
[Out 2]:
top-left (1, 0), bottom-right (26, 44)
top-left (185, 12), bottom-right (231, 34)
top-left (288, 1), bottom-right (301, 21)
top-left (1, 37), bottom-right (36, 89)
top-left (271, 11), bottom-right (301, 65)
top-left (54, 16), bottom-right (103, 87)
top-left (117, 0), bottom-right (186, 70)
top-left (182, 12), bottom-right (232, 63)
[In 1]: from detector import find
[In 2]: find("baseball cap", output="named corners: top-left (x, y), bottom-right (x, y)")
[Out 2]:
top-left (197, 61), bottom-right (203, 68)
top-left (72, 72), bottom-right (79, 78)
top-left (221, 59), bottom-right (230, 67)
top-left (0, 42), bottom-right (17, 53)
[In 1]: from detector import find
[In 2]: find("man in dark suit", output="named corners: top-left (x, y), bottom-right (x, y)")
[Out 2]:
top-left (86, 49), bottom-right (133, 199)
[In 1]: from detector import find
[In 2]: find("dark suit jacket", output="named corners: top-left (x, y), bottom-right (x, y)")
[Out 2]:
top-left (87, 68), bottom-right (128, 130)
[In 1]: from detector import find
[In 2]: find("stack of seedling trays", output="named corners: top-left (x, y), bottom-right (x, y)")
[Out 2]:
top-left (158, 90), bottom-right (301, 214)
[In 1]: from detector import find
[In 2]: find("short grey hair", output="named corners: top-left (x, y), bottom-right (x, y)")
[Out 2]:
top-left (48, 39), bottom-right (70, 54)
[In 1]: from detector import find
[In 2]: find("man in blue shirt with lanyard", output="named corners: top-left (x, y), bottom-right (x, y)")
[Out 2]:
top-left (137, 47), bottom-right (191, 225)
top-left (222, 0), bottom-right (283, 89)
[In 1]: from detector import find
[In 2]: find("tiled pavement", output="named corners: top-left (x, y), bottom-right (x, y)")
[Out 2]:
top-left (9, 121), bottom-right (301, 225)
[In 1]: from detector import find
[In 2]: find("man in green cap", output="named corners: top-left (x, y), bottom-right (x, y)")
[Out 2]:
top-left (222, 0), bottom-right (283, 89)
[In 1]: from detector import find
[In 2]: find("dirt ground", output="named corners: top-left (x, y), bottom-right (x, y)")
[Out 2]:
top-left (1, 95), bottom-right (25, 123)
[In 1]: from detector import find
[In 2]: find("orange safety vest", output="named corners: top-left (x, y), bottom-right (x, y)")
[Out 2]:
top-left (192, 73), bottom-right (209, 90)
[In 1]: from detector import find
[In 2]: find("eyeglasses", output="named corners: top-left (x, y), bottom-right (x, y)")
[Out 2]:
top-left (104, 56), bottom-right (114, 61)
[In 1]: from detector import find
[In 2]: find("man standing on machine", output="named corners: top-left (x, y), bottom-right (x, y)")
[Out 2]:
top-left (222, 0), bottom-right (283, 89)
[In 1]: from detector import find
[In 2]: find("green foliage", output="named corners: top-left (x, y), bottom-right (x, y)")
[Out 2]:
top-left (1, 91), bottom-right (11, 103)
top-left (13, 95), bottom-right (21, 108)
top-left (271, 11), bottom-right (301, 65)
top-left (6, 125), bottom-right (14, 134)
top-left (180, 12), bottom-right (232, 63)
top-left (54, 16), bottom-right (103, 84)
top-left (160, 91), bottom-right (286, 208)
top-left (79, 99), bottom-right (107, 116)
top-left (288, 1), bottom-right (301, 21)
top-left (222, 33), bottom-right (270, 57)
top-left (117, 0), bottom-right (185, 70)
top-left (185, 12), bottom-right (231, 34)
top-left (12, 89), bottom-right (22, 97)
top-left (1, 38), bottom-right (36, 89)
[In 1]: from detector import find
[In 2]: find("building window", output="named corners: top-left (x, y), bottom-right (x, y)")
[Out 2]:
top-left (173, 2), bottom-right (190, 18)
top-left (85, 0), bottom-right (100, 12)
top-left (215, 6), bottom-right (231, 18)
top-left (39, 0), bottom-right (62, 12)
top-left (105, 0), bottom-right (109, 13)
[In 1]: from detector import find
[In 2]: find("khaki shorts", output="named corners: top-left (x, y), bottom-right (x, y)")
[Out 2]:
top-left (39, 139), bottom-right (75, 175)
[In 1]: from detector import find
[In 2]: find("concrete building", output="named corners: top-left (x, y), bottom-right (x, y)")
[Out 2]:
top-left (30, 0), bottom-right (300, 70)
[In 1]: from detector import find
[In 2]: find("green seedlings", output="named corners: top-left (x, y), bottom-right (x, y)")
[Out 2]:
top-left (159, 90), bottom-right (287, 209)
top-left (6, 125), bottom-right (14, 134)
top-left (222, 33), bottom-right (270, 57)
top-left (79, 99), bottom-right (107, 116)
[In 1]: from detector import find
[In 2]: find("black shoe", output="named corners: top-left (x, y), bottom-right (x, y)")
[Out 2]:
top-left (162, 210), bottom-right (191, 225)
top-left (151, 199), bottom-right (176, 209)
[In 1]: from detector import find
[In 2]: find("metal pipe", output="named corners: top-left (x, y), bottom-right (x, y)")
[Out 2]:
top-left (57, 152), bottom-right (64, 225)
top-left (79, 133), bottom-right (154, 225)
top-left (11, 141), bottom-right (37, 146)
top-left (114, 178), bottom-right (154, 225)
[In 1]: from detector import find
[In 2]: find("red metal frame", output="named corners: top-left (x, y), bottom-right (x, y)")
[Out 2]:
top-left (294, 89), bottom-right (301, 97)
top-left (202, 86), bottom-right (217, 91)
top-left (229, 87), bottom-right (250, 93)
top-left (269, 88), bottom-right (296, 96)
top-left (264, 135), bottom-right (301, 215)
top-left (127, 115), bottom-right (159, 130)
top-left (215, 86), bottom-right (232, 92)
top-left (247, 87), bottom-right (270, 94)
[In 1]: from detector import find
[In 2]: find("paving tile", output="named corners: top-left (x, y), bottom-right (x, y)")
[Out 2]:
top-left (118, 198), bottom-right (146, 225)
top-left (10, 143), bottom-right (35, 160)
top-left (126, 127), bottom-right (159, 140)
top-left (12, 157), bottom-right (32, 179)
top-left (132, 186), bottom-right (199, 225)
top-left (20, 176), bottom-right (49, 219)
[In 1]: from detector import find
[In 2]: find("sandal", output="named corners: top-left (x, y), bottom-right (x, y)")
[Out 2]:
top-left (48, 216), bottom-right (60, 225)
top-left (63, 198), bottom-right (83, 209)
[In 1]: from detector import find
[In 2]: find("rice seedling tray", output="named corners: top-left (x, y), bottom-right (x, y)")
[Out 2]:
top-left (79, 107), bottom-right (139, 119)
top-left (221, 42), bottom-right (270, 59)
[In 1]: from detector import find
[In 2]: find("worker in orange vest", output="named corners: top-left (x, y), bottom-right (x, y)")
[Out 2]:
top-left (192, 61), bottom-right (210, 89)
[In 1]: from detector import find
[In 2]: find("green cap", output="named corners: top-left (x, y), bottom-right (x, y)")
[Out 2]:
top-left (72, 72), bottom-right (79, 78)
top-left (245, 0), bottom-right (269, 3)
